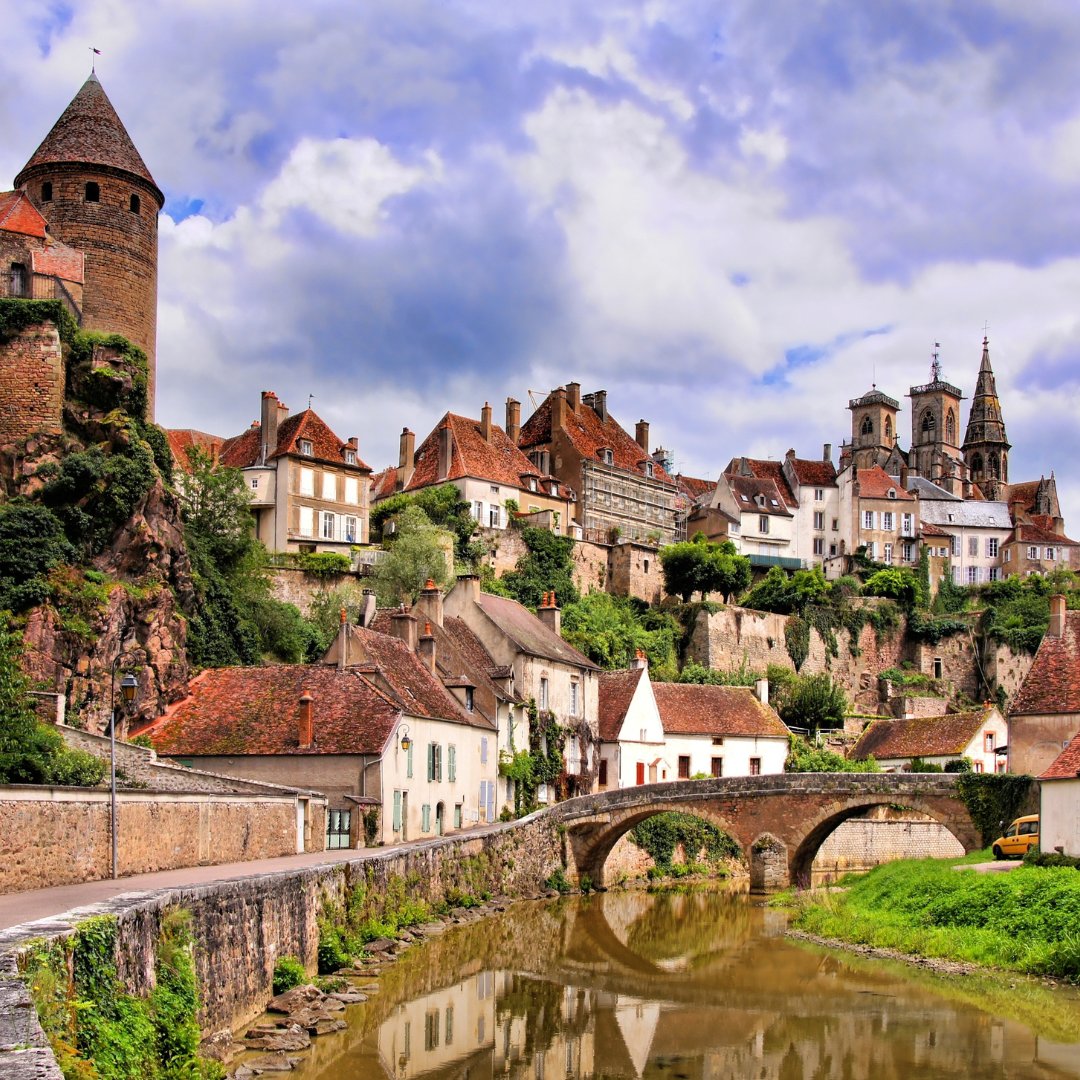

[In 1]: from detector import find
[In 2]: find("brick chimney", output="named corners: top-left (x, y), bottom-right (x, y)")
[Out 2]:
top-left (390, 609), bottom-right (418, 653)
top-left (480, 402), bottom-right (492, 443)
top-left (591, 390), bottom-right (608, 423)
top-left (398, 428), bottom-right (415, 489)
top-left (298, 693), bottom-right (314, 749)
top-left (551, 387), bottom-right (568, 432)
top-left (1049, 594), bottom-right (1067, 638)
top-left (755, 678), bottom-right (769, 706)
top-left (823, 443), bottom-right (832, 463)
top-left (635, 420), bottom-right (649, 454)
top-left (900, 463), bottom-right (909, 487)
top-left (359, 589), bottom-right (377, 628)
top-left (337, 606), bottom-right (348, 671)
top-left (438, 421), bottom-right (454, 481)
top-left (566, 382), bottom-right (581, 411)
top-left (415, 578), bottom-right (444, 629)
top-left (505, 398), bottom-right (521, 443)
top-left (537, 590), bottom-right (561, 636)
top-left (260, 391), bottom-right (283, 465)
top-left (418, 621), bottom-right (437, 672)
top-left (631, 648), bottom-right (648, 671)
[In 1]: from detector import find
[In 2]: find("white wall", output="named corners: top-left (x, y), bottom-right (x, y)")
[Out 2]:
top-left (1041, 780), bottom-right (1080, 857)
top-left (663, 733), bottom-right (788, 778)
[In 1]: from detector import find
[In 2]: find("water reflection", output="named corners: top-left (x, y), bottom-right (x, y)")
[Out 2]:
top-left (286, 889), bottom-right (1080, 1080)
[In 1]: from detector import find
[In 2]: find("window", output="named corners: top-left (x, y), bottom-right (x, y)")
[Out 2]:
top-left (644, 460), bottom-right (654, 478)
top-left (344, 449), bottom-right (356, 465)
top-left (445, 1006), bottom-right (454, 1046)
top-left (298, 505), bottom-right (314, 536)
top-left (427, 742), bottom-right (442, 782)
top-left (759, 515), bottom-right (769, 534)
top-left (903, 541), bottom-right (914, 562)
top-left (921, 409), bottom-right (935, 433)
top-left (1027, 545), bottom-right (1038, 560)
top-left (448, 744), bottom-right (457, 781)
top-left (953, 565), bottom-right (962, 584)
top-left (882, 511), bottom-right (894, 531)
top-left (422, 804), bottom-right (431, 831)
top-left (861, 416), bottom-right (873, 436)
top-left (299, 439), bottom-right (313, 456)
top-left (987, 537), bottom-right (999, 558)
top-left (989, 567), bottom-right (999, 581)
top-left (863, 510), bottom-right (874, 530)
top-left (299, 467), bottom-right (314, 496)
top-left (598, 759), bottom-right (608, 786)
top-left (883, 543), bottom-right (893, 565)
top-left (488, 503), bottom-right (501, 528)
top-left (933, 657), bottom-right (943, 679)
top-left (321, 511), bottom-right (335, 540)
top-left (813, 537), bottom-right (825, 555)
top-left (866, 541), bottom-right (877, 560)
top-left (832, 518), bottom-right (839, 531)
top-left (344, 515), bottom-right (358, 542)
top-left (480, 737), bottom-right (487, 764)
top-left (472, 500), bottom-right (483, 521)
top-left (967, 565), bottom-right (979, 584)
top-left (129, 193), bottom-right (140, 214)
top-left (711, 757), bottom-right (723, 778)
top-left (984, 732), bottom-right (995, 753)
top-left (678, 755), bottom-right (691, 779)
top-left (322, 472), bottom-right (336, 500)
top-left (425, 1009), bottom-right (440, 1051)
top-left (601, 448), bottom-right (614, 465)
top-left (539, 677), bottom-right (549, 711)
top-left (972, 761), bottom-right (984, 773)
top-left (464, 687), bottom-right (474, 712)
top-left (887, 488), bottom-right (896, 500)
top-left (84, 181), bottom-right (99, 202)
top-left (250, 477), bottom-right (259, 489)
top-left (9, 262), bottom-right (28, 298)
top-left (902, 513), bottom-right (914, 536)
top-left (41, 181), bottom-right (52, 201)
top-left (951, 535), bottom-right (960, 557)
top-left (749, 757), bottom-right (761, 776)
top-left (813, 511), bottom-right (824, 530)
top-left (1046, 547), bottom-right (1057, 561)
top-left (968, 536), bottom-right (978, 557)
top-left (830, 542), bottom-right (838, 556)
top-left (570, 681), bottom-right (579, 716)
top-left (814, 488), bottom-right (824, 501)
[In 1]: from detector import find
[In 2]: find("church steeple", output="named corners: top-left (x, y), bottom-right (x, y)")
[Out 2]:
top-left (962, 336), bottom-right (1011, 493)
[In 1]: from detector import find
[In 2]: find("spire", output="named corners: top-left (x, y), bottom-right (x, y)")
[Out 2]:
top-left (15, 74), bottom-right (162, 204)
top-left (962, 335), bottom-right (1011, 487)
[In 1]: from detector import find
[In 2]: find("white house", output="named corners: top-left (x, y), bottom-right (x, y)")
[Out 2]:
top-left (597, 655), bottom-right (670, 789)
top-left (1040, 733), bottom-right (1080, 857)
top-left (849, 705), bottom-right (1008, 772)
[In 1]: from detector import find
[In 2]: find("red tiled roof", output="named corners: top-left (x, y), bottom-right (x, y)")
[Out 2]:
top-left (219, 408), bottom-right (370, 472)
top-left (146, 665), bottom-right (400, 756)
top-left (727, 475), bottom-right (793, 517)
top-left (519, 393), bottom-right (674, 484)
top-left (850, 708), bottom-right (994, 760)
top-left (788, 458), bottom-right (838, 488)
top-left (674, 474), bottom-right (715, 502)
top-left (443, 616), bottom-right (516, 700)
top-left (474, 592), bottom-right (600, 670)
top-left (0, 190), bottom-right (47, 238)
top-left (1005, 481), bottom-right (1041, 512)
top-left (1041, 732), bottom-right (1080, 780)
top-left (218, 425), bottom-right (261, 469)
top-left (1010, 612), bottom-right (1080, 717)
top-left (857, 466), bottom-right (915, 501)
top-left (16, 75), bottom-right (163, 205)
top-left (165, 429), bottom-right (225, 473)
top-left (598, 668), bottom-right (645, 741)
top-left (920, 521), bottom-right (950, 538)
top-left (651, 683), bottom-right (788, 738)
top-left (739, 460), bottom-right (797, 508)
top-left (370, 466), bottom-right (399, 501)
top-left (1019, 516), bottom-right (1078, 546)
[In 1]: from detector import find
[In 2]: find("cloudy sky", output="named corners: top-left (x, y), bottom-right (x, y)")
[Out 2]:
top-left (4, 1), bottom-right (1080, 524)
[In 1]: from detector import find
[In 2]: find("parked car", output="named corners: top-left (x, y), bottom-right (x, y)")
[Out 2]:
top-left (991, 814), bottom-right (1039, 860)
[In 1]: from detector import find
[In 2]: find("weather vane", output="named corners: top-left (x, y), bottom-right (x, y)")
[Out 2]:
top-left (308, 393), bottom-right (314, 410)
top-left (90, 46), bottom-right (101, 73)
top-left (931, 342), bottom-right (941, 382)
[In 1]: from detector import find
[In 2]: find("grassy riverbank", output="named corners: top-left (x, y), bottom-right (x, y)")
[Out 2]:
top-left (789, 856), bottom-right (1080, 983)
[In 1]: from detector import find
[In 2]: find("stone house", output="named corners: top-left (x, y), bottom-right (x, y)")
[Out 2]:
top-left (1039, 733), bottom-right (1080, 858)
top-left (517, 383), bottom-right (679, 544)
top-left (211, 389), bottom-right (373, 555)
top-left (145, 619), bottom-right (498, 846)
top-left (849, 705), bottom-right (1007, 772)
top-left (832, 465), bottom-right (919, 576)
top-left (1008, 596), bottom-right (1080, 776)
top-left (917, 493), bottom-right (1012, 585)
top-left (443, 574), bottom-right (600, 800)
top-left (0, 190), bottom-right (84, 314)
top-left (705, 471), bottom-right (797, 570)
top-left (371, 403), bottom-right (575, 535)
top-left (597, 657), bottom-right (789, 787)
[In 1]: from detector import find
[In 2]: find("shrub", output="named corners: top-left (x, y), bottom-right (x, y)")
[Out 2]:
top-left (272, 955), bottom-right (308, 995)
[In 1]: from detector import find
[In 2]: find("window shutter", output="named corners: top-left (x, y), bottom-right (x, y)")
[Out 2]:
top-left (422, 804), bottom-right (430, 832)
top-left (406, 740), bottom-right (413, 778)
top-left (448, 745), bottom-right (456, 782)
top-left (434, 744), bottom-right (443, 782)
top-left (393, 791), bottom-right (402, 831)
top-left (480, 737), bottom-right (488, 765)
top-left (427, 743), bottom-right (435, 782)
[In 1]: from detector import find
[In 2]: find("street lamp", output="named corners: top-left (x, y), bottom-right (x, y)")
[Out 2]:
top-left (398, 724), bottom-right (411, 753)
top-left (109, 664), bottom-right (139, 880)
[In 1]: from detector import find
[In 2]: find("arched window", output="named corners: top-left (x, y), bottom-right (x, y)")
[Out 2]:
top-left (1000, 452), bottom-right (1007, 482)
top-left (885, 416), bottom-right (892, 439)
top-left (129, 193), bottom-right (140, 214)
top-left (860, 416), bottom-right (873, 437)
top-left (989, 453), bottom-right (1000, 480)
top-left (9, 262), bottom-right (28, 297)
top-left (946, 409), bottom-right (955, 442)
top-left (41, 181), bottom-right (52, 201)
top-left (84, 181), bottom-right (100, 202)
top-left (970, 452), bottom-right (983, 478)
top-left (921, 409), bottom-right (935, 434)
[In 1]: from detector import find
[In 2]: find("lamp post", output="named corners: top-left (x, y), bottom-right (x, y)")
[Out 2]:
top-left (109, 664), bottom-right (139, 880)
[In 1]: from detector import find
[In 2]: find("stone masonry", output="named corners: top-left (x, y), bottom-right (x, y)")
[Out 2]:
top-left (0, 317), bottom-right (64, 446)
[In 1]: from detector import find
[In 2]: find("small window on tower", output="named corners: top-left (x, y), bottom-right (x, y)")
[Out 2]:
top-left (129, 193), bottom-right (140, 214)
top-left (85, 182), bottom-right (100, 202)
top-left (41, 182), bottom-right (53, 202)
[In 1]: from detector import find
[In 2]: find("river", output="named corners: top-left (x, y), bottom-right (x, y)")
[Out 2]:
top-left (280, 887), bottom-right (1080, 1079)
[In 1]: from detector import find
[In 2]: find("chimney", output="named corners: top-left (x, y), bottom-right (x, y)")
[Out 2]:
top-left (505, 397), bottom-right (521, 443)
top-left (823, 443), bottom-right (832, 463)
top-left (398, 428), bottom-right (415, 489)
top-left (480, 402), bottom-right (492, 442)
top-left (298, 693), bottom-right (314, 749)
top-left (337, 606), bottom-right (348, 672)
top-left (438, 421), bottom-right (454, 481)
top-left (1049, 594), bottom-right (1067, 638)
top-left (537, 590), bottom-right (561, 636)
top-left (260, 391), bottom-right (282, 464)
top-left (755, 678), bottom-right (769, 706)
top-left (785, 447), bottom-right (796, 462)
top-left (592, 389), bottom-right (608, 423)
top-left (359, 589), bottom-right (377, 628)
top-left (415, 578), bottom-right (444, 629)
top-left (418, 621), bottom-right (436, 672)
top-left (456, 572), bottom-right (481, 604)
top-left (551, 387), bottom-right (568, 432)
top-left (390, 609), bottom-right (418, 653)
top-left (635, 420), bottom-right (650, 454)
top-left (900, 463), bottom-right (909, 488)
top-left (566, 382), bottom-right (581, 411)
top-left (631, 648), bottom-right (648, 671)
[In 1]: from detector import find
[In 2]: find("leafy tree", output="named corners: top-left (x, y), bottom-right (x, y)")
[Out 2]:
top-left (561, 592), bottom-right (678, 675)
top-left (0, 501), bottom-right (74, 612)
top-left (500, 527), bottom-right (578, 609)
top-left (177, 448), bottom-right (257, 565)
top-left (659, 534), bottom-right (751, 602)
top-left (862, 567), bottom-right (921, 608)
top-left (675, 660), bottom-right (758, 686)
top-left (742, 566), bottom-right (830, 614)
top-left (371, 483), bottom-right (481, 566)
top-left (785, 734), bottom-right (879, 772)
top-left (775, 672), bottom-right (848, 735)
top-left (371, 505), bottom-right (452, 606)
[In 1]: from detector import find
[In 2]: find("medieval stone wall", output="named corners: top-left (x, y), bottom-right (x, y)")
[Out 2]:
top-left (0, 316), bottom-right (64, 445)
top-left (266, 566), bottom-right (358, 615)
top-left (607, 541), bottom-right (664, 605)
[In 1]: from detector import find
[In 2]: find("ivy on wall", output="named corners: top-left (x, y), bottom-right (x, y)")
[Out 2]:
top-left (954, 773), bottom-right (1035, 846)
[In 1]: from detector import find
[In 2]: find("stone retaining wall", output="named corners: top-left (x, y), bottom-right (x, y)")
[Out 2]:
top-left (812, 817), bottom-right (963, 883)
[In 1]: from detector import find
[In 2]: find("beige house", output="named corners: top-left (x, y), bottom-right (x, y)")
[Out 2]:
top-left (916, 489), bottom-right (1012, 586)
top-left (709, 471), bottom-right (798, 572)
top-left (832, 464), bottom-right (919, 576)
top-left (849, 705), bottom-right (1007, 772)
top-left (1009, 596), bottom-right (1080, 776)
top-left (1040, 733), bottom-right (1080, 858)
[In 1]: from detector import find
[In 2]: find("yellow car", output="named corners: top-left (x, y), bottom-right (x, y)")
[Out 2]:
top-left (991, 815), bottom-right (1039, 860)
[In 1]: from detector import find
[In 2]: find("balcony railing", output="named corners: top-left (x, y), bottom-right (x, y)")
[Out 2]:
top-left (0, 273), bottom-right (82, 324)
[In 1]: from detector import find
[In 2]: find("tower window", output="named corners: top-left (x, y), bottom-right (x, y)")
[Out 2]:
top-left (84, 182), bottom-right (100, 202)
top-left (921, 409), bottom-right (935, 433)
top-left (129, 193), bottom-right (140, 214)
top-left (885, 416), bottom-right (892, 439)
top-left (860, 416), bottom-right (873, 437)
top-left (946, 409), bottom-right (955, 442)
top-left (41, 182), bottom-right (52, 202)
top-left (970, 452), bottom-right (983, 477)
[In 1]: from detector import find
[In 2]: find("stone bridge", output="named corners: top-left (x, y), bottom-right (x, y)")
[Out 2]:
top-left (547, 773), bottom-right (980, 893)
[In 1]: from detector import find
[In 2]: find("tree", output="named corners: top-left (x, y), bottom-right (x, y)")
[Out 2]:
top-left (863, 567), bottom-right (920, 608)
top-left (500, 527), bottom-right (579, 610)
top-left (0, 501), bottom-right (74, 612)
top-left (776, 672), bottom-right (848, 735)
top-left (785, 734), bottom-right (878, 773)
top-left (561, 592), bottom-right (678, 674)
top-left (178, 448), bottom-right (256, 565)
top-left (371, 505), bottom-right (452, 606)
top-left (659, 534), bottom-right (751, 602)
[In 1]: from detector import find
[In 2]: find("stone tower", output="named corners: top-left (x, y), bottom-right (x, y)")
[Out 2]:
top-left (14, 74), bottom-right (163, 418)
top-left (846, 388), bottom-right (900, 470)
top-left (907, 347), bottom-right (964, 490)
top-left (962, 337), bottom-right (1011, 498)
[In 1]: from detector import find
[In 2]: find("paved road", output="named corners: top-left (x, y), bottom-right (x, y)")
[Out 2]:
top-left (0, 824), bottom-right (501, 934)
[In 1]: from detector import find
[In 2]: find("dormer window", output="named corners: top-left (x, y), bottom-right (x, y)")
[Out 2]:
top-left (84, 182), bottom-right (100, 202)
top-left (599, 448), bottom-right (614, 466)
top-left (345, 449), bottom-right (356, 465)
top-left (644, 460), bottom-right (654, 478)
top-left (887, 488), bottom-right (896, 499)
top-left (299, 439), bottom-right (313, 456)
top-left (529, 478), bottom-right (537, 492)
top-left (465, 687), bottom-right (474, 712)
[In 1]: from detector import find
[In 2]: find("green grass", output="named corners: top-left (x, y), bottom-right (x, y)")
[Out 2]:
top-left (792, 857), bottom-right (1080, 982)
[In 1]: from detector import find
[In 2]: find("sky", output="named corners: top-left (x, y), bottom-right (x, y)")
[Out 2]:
top-left (4, 1), bottom-right (1080, 527)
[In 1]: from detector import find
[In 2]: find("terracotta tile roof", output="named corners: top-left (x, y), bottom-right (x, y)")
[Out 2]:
top-left (370, 466), bottom-right (399, 501)
top-left (519, 393), bottom-right (674, 484)
top-left (1019, 517), bottom-right (1078, 546)
top-left (218, 425), bottom-right (262, 469)
top-left (598, 668), bottom-right (645, 741)
top-left (850, 708), bottom-right (994, 760)
top-left (145, 665), bottom-right (400, 756)
top-left (727, 475), bottom-right (793, 517)
top-left (857, 466), bottom-right (915, 501)
top-left (442, 616), bottom-right (517, 700)
top-left (0, 190), bottom-right (47, 238)
top-left (920, 521), bottom-right (951, 538)
top-left (1010, 612), bottom-right (1080, 717)
top-left (16, 75), bottom-right (163, 205)
top-left (218, 408), bottom-right (370, 472)
top-left (739, 460), bottom-right (797, 508)
top-left (674, 474), bottom-right (715, 502)
top-left (1041, 732), bottom-right (1080, 780)
top-left (1005, 481), bottom-right (1041, 512)
top-left (474, 592), bottom-right (600, 670)
top-left (651, 683), bottom-right (789, 738)
top-left (165, 429), bottom-right (225, 473)
top-left (788, 458), bottom-right (838, 488)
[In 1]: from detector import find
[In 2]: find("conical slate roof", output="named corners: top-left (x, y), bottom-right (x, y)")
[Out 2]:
top-left (15, 74), bottom-right (162, 204)
top-left (962, 337), bottom-right (1010, 451)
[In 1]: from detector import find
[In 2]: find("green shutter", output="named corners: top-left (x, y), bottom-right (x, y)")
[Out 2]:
top-left (448, 745), bottom-right (456, 782)
top-left (393, 790), bottom-right (402, 831)
top-left (427, 742), bottom-right (435, 782)
top-left (454, 803), bottom-right (462, 829)
top-left (406, 741), bottom-right (413, 778)
top-left (422, 804), bottom-right (431, 832)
